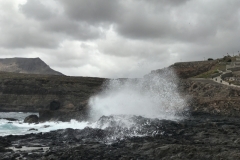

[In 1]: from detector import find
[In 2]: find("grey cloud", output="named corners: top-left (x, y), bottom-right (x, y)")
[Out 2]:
top-left (116, 0), bottom-right (240, 42)
top-left (20, 0), bottom-right (53, 20)
top-left (116, 12), bottom-right (174, 40)
top-left (42, 16), bottom-right (102, 40)
top-left (0, 31), bottom-right (59, 49)
top-left (59, 0), bottom-right (121, 23)
top-left (20, 0), bottom-right (103, 41)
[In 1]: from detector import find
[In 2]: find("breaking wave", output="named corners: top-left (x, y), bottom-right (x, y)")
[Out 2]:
top-left (1, 69), bottom-right (189, 142)
top-left (89, 69), bottom-right (188, 121)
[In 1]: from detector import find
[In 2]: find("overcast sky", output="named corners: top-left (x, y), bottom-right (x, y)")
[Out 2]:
top-left (0, 0), bottom-right (240, 78)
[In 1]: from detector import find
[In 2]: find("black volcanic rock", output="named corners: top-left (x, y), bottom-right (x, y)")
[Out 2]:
top-left (1, 115), bottom-right (240, 159)
top-left (24, 115), bottom-right (39, 123)
top-left (0, 57), bottom-right (63, 75)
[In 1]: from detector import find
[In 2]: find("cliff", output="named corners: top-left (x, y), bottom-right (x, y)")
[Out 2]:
top-left (0, 72), bottom-right (106, 121)
top-left (0, 58), bottom-right (63, 75)
top-left (179, 79), bottom-right (240, 117)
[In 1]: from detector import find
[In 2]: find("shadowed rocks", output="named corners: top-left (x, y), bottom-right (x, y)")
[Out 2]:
top-left (24, 115), bottom-right (39, 123)
top-left (1, 115), bottom-right (240, 159)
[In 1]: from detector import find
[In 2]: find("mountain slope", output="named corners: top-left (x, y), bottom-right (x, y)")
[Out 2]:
top-left (0, 57), bottom-right (63, 75)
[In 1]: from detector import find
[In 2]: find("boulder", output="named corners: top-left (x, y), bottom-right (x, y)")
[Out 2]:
top-left (24, 115), bottom-right (39, 123)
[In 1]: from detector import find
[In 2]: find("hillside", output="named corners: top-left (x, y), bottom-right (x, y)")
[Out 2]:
top-left (147, 60), bottom-right (219, 79)
top-left (0, 57), bottom-right (63, 75)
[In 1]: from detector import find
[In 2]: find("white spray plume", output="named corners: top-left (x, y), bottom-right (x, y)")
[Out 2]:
top-left (89, 68), bottom-right (188, 121)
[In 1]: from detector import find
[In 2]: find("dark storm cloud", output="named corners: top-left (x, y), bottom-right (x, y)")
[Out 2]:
top-left (19, 0), bottom-right (102, 43)
top-left (42, 16), bottom-right (101, 40)
top-left (59, 0), bottom-right (121, 23)
top-left (58, 0), bottom-right (192, 40)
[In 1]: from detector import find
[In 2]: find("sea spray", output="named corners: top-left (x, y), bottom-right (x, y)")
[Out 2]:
top-left (0, 69), bottom-right (189, 141)
top-left (89, 68), bottom-right (188, 121)
top-left (85, 69), bottom-right (189, 141)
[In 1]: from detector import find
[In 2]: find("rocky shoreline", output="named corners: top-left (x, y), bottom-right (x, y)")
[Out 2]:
top-left (1, 114), bottom-right (240, 159)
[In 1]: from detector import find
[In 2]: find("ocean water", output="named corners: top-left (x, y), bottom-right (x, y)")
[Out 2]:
top-left (0, 69), bottom-right (189, 138)
top-left (0, 112), bottom-right (38, 121)
top-left (0, 112), bottom-right (93, 136)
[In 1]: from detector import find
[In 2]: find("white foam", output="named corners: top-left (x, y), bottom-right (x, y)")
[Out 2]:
top-left (89, 69), bottom-right (188, 121)
top-left (0, 119), bottom-right (91, 136)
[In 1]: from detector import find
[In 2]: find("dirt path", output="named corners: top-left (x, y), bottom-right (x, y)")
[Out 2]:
top-left (213, 71), bottom-right (240, 88)
top-left (189, 71), bottom-right (240, 88)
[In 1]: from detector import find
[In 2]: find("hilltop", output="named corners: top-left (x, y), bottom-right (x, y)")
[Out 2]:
top-left (0, 57), bottom-right (63, 75)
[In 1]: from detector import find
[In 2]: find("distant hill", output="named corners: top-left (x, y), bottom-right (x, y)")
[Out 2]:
top-left (0, 57), bottom-right (63, 75)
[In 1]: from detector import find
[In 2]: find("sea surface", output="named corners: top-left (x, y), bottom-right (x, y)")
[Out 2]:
top-left (0, 112), bottom-right (91, 136)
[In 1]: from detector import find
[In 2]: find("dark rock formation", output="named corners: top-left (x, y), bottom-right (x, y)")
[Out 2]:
top-left (0, 118), bottom-right (18, 121)
top-left (0, 57), bottom-right (63, 75)
top-left (24, 115), bottom-right (39, 123)
top-left (0, 137), bottom-right (11, 153)
top-left (1, 115), bottom-right (240, 159)
top-left (0, 72), bottom-right (107, 121)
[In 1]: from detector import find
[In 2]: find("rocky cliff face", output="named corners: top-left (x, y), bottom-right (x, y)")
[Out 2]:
top-left (179, 79), bottom-right (240, 117)
top-left (0, 58), bottom-right (63, 75)
top-left (0, 72), bottom-right (107, 121)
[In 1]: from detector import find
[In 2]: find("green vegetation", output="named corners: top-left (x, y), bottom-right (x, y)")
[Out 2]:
top-left (193, 63), bottom-right (226, 78)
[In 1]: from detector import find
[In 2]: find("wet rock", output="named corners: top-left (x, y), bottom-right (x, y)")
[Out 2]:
top-left (2, 118), bottom-right (18, 121)
top-left (28, 128), bottom-right (38, 131)
top-left (42, 125), bottom-right (50, 128)
top-left (15, 145), bottom-right (22, 149)
top-left (1, 114), bottom-right (240, 159)
top-left (24, 115), bottom-right (39, 123)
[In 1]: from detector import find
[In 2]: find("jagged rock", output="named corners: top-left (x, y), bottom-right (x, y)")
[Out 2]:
top-left (1, 115), bottom-right (240, 159)
top-left (0, 137), bottom-right (11, 153)
top-left (28, 128), bottom-right (38, 131)
top-left (24, 115), bottom-right (39, 123)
